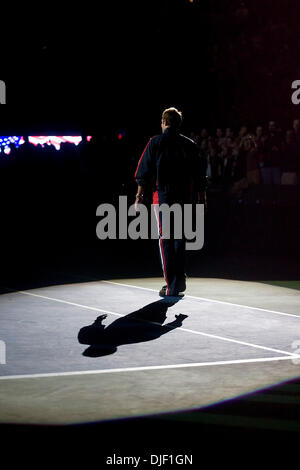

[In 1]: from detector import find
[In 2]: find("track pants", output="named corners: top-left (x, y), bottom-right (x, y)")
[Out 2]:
top-left (154, 204), bottom-right (186, 295)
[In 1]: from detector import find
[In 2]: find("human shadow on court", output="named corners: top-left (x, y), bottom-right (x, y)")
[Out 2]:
top-left (78, 299), bottom-right (188, 357)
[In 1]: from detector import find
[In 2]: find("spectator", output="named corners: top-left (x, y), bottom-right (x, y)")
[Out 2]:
top-left (255, 125), bottom-right (267, 169)
top-left (255, 125), bottom-right (264, 140)
top-left (190, 131), bottom-right (196, 142)
top-left (216, 128), bottom-right (226, 147)
top-left (226, 136), bottom-right (235, 150)
top-left (230, 142), bottom-right (248, 199)
top-left (292, 119), bottom-right (300, 143)
top-left (281, 130), bottom-right (299, 185)
top-left (199, 139), bottom-right (208, 157)
top-left (220, 143), bottom-right (234, 190)
top-left (242, 134), bottom-right (260, 186)
top-left (200, 128), bottom-right (209, 141)
top-left (255, 125), bottom-right (267, 144)
top-left (206, 144), bottom-right (220, 185)
top-left (225, 127), bottom-right (234, 139)
top-left (261, 121), bottom-right (282, 185)
top-left (236, 125), bottom-right (248, 146)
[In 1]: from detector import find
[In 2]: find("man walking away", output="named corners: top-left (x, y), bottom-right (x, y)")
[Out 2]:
top-left (134, 107), bottom-right (207, 297)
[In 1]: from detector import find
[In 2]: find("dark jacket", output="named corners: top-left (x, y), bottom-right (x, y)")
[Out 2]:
top-left (135, 127), bottom-right (207, 204)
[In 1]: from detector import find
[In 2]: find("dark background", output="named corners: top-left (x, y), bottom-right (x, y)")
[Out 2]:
top-left (1, 0), bottom-right (300, 463)
top-left (2, 0), bottom-right (300, 131)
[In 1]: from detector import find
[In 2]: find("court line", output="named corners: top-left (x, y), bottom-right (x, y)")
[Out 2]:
top-left (101, 280), bottom-right (300, 319)
top-left (0, 355), bottom-right (298, 381)
top-left (11, 290), bottom-right (124, 317)
top-left (8, 289), bottom-right (300, 358)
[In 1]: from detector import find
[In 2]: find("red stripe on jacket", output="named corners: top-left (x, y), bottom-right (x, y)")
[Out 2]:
top-left (134, 140), bottom-right (150, 181)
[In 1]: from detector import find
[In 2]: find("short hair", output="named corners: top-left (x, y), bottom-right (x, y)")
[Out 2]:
top-left (162, 107), bottom-right (183, 129)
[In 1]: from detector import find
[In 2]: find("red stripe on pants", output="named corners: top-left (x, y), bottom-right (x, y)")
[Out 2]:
top-left (154, 203), bottom-right (170, 295)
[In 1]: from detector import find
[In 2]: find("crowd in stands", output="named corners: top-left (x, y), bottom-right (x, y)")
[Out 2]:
top-left (190, 118), bottom-right (300, 199)
top-left (1, 118), bottom-right (300, 207)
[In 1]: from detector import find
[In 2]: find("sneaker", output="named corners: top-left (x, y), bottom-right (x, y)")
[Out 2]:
top-left (160, 276), bottom-right (186, 294)
top-left (159, 286), bottom-right (184, 298)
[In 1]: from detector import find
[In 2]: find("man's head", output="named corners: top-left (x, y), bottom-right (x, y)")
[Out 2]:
top-left (161, 107), bottom-right (183, 132)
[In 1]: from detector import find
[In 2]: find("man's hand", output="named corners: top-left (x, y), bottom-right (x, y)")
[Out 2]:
top-left (135, 185), bottom-right (145, 212)
top-left (135, 193), bottom-right (144, 212)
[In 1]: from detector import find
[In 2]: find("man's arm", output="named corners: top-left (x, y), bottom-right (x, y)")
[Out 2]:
top-left (135, 184), bottom-right (145, 211)
top-left (134, 138), bottom-right (155, 209)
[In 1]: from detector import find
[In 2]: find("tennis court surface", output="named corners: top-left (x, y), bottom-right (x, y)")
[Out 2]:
top-left (0, 277), bottom-right (300, 426)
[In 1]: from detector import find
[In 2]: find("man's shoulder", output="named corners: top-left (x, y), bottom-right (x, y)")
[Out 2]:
top-left (147, 134), bottom-right (164, 151)
top-left (150, 134), bottom-right (163, 144)
top-left (149, 132), bottom-right (197, 149)
top-left (179, 133), bottom-right (197, 146)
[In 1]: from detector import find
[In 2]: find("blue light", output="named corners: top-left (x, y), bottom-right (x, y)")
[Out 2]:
top-left (0, 136), bottom-right (22, 155)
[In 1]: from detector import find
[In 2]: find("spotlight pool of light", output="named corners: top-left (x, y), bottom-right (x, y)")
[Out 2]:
top-left (0, 277), bottom-right (299, 425)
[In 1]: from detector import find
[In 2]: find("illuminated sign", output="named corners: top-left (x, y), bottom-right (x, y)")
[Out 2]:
top-left (0, 136), bottom-right (24, 155)
top-left (28, 136), bottom-right (83, 150)
top-left (0, 136), bottom-right (92, 155)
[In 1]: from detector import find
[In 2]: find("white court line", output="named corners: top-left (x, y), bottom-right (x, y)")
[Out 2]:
top-left (0, 355), bottom-right (298, 381)
top-left (12, 290), bottom-right (124, 318)
top-left (102, 280), bottom-right (300, 319)
top-left (9, 289), bottom-right (300, 358)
